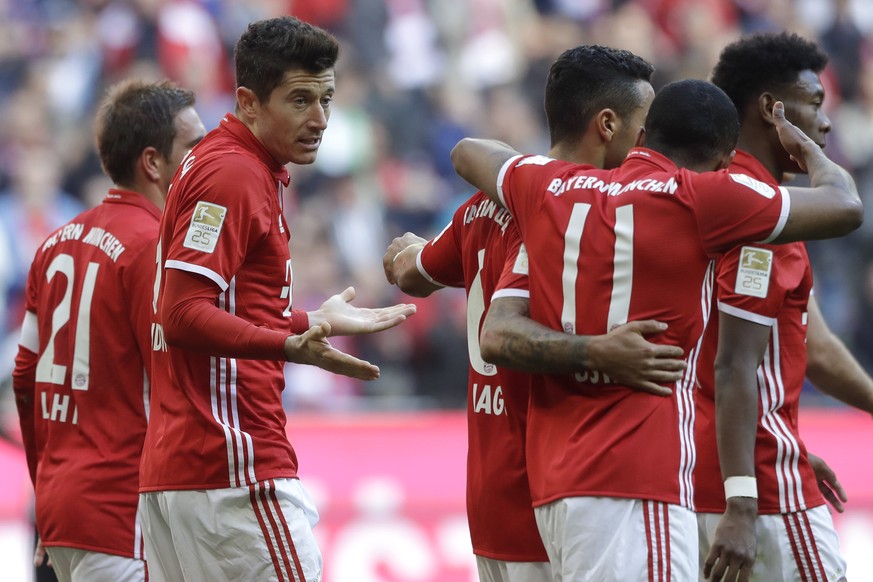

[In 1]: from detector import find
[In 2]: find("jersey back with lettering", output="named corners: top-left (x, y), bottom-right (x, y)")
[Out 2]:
top-left (498, 148), bottom-right (790, 509)
top-left (21, 189), bottom-right (159, 558)
top-left (694, 150), bottom-right (822, 514)
top-left (140, 114), bottom-right (299, 492)
top-left (417, 192), bottom-right (547, 561)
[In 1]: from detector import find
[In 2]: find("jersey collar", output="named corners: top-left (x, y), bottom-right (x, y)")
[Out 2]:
top-left (220, 114), bottom-right (291, 186)
top-left (103, 188), bottom-right (162, 221)
top-left (624, 147), bottom-right (678, 171)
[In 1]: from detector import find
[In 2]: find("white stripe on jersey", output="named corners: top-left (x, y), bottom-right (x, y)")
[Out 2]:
top-left (561, 203), bottom-right (590, 334)
top-left (758, 320), bottom-right (805, 513)
top-left (607, 205), bottom-right (634, 329)
top-left (166, 259), bottom-right (229, 291)
top-left (19, 310), bottom-right (39, 352)
top-left (677, 261), bottom-right (712, 509)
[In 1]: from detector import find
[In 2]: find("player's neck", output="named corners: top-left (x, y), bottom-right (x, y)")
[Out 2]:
top-left (736, 133), bottom-right (783, 182)
top-left (118, 181), bottom-right (167, 210)
top-left (548, 142), bottom-right (604, 168)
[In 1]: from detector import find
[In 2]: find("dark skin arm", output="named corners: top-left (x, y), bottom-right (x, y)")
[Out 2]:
top-left (704, 312), bottom-right (770, 582)
top-left (480, 296), bottom-right (686, 396)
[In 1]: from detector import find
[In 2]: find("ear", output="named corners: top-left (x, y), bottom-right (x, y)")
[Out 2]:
top-left (140, 146), bottom-right (162, 183)
top-left (595, 109), bottom-right (619, 142)
top-left (716, 149), bottom-right (736, 170)
top-left (635, 127), bottom-right (646, 147)
top-left (758, 92), bottom-right (778, 126)
top-left (236, 86), bottom-right (259, 119)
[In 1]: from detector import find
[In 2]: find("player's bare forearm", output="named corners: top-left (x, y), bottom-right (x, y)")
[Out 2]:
top-left (481, 299), bottom-right (684, 395)
top-left (713, 312), bottom-right (766, 481)
top-left (805, 297), bottom-right (873, 414)
top-left (451, 138), bottom-right (519, 204)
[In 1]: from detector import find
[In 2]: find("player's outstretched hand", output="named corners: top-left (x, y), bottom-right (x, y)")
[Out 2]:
top-left (587, 320), bottom-right (685, 396)
top-left (313, 287), bottom-right (416, 335)
top-left (704, 497), bottom-right (757, 582)
top-left (384, 232), bottom-right (427, 285)
top-left (284, 322), bottom-right (380, 380)
top-left (772, 101), bottom-right (819, 173)
top-left (808, 453), bottom-right (847, 513)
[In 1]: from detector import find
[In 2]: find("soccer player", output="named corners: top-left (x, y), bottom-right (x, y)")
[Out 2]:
top-left (138, 16), bottom-right (415, 582)
top-left (695, 32), bottom-right (873, 582)
top-left (453, 79), bottom-right (862, 581)
top-left (384, 46), bottom-right (688, 582)
top-left (11, 79), bottom-right (206, 582)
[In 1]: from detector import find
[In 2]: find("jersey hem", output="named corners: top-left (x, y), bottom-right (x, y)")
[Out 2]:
top-left (532, 489), bottom-right (685, 509)
top-left (694, 498), bottom-right (825, 515)
top-left (473, 548), bottom-right (550, 563)
top-left (139, 470), bottom-right (298, 492)
top-left (39, 540), bottom-right (142, 560)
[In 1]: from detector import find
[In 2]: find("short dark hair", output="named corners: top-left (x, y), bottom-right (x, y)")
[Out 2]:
top-left (645, 79), bottom-right (739, 167)
top-left (96, 79), bottom-right (195, 187)
top-left (711, 32), bottom-right (828, 114)
top-left (544, 45), bottom-right (655, 147)
top-left (234, 16), bottom-right (339, 103)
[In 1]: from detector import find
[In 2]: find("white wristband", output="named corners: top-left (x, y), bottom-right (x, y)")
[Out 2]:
top-left (724, 476), bottom-right (758, 499)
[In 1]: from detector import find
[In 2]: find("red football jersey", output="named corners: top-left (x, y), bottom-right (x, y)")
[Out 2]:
top-left (497, 148), bottom-right (790, 509)
top-left (417, 192), bottom-right (547, 561)
top-left (694, 150), bottom-right (822, 514)
top-left (141, 114), bottom-right (299, 491)
top-left (13, 189), bottom-right (159, 558)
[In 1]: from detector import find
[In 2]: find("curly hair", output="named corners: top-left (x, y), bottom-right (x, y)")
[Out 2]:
top-left (545, 45), bottom-right (655, 147)
top-left (711, 32), bottom-right (828, 114)
top-left (234, 16), bottom-right (339, 103)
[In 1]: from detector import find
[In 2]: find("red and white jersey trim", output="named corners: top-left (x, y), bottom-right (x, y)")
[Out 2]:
top-left (415, 250), bottom-right (445, 287)
top-left (496, 155), bottom-right (525, 207)
top-left (758, 186), bottom-right (791, 244)
top-left (491, 288), bottom-right (530, 301)
top-left (717, 301), bottom-right (777, 326)
top-left (250, 480), bottom-right (308, 582)
top-left (784, 512), bottom-right (827, 582)
top-left (759, 320), bottom-right (806, 513)
top-left (166, 259), bottom-right (229, 291)
top-left (644, 501), bottom-right (671, 582)
top-left (210, 279), bottom-right (258, 488)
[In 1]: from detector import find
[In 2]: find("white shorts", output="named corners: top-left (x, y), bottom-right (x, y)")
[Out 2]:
top-left (534, 496), bottom-right (697, 582)
top-left (139, 478), bottom-right (322, 582)
top-left (43, 546), bottom-right (145, 582)
top-left (697, 505), bottom-right (847, 581)
top-left (476, 555), bottom-right (552, 582)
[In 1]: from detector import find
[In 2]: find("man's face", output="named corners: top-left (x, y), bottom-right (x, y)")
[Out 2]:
top-left (160, 106), bottom-right (206, 193)
top-left (253, 68), bottom-right (335, 166)
top-left (605, 80), bottom-right (655, 169)
top-left (779, 69), bottom-right (831, 163)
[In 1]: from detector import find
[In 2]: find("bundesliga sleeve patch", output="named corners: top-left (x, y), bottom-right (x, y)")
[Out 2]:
top-left (183, 201), bottom-right (227, 253)
top-left (512, 243), bottom-right (529, 275)
top-left (734, 246), bottom-right (773, 298)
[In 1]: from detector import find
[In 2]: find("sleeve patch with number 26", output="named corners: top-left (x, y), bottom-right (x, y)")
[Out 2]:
top-left (183, 201), bottom-right (227, 254)
top-left (734, 246), bottom-right (773, 298)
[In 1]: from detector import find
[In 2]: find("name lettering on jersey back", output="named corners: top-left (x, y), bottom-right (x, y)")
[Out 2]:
top-left (547, 175), bottom-right (678, 198)
top-left (40, 390), bottom-right (78, 425)
top-left (151, 323), bottom-right (167, 352)
top-left (472, 383), bottom-right (505, 415)
top-left (81, 227), bottom-right (126, 262)
top-left (463, 200), bottom-right (513, 233)
top-left (573, 369), bottom-right (613, 386)
top-left (41, 223), bottom-right (85, 252)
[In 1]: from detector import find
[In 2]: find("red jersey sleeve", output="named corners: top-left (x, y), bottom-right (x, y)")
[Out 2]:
top-left (496, 155), bottom-right (568, 224)
top-left (689, 170), bottom-right (791, 256)
top-left (165, 163), bottom-right (274, 291)
top-left (161, 268), bottom-right (288, 360)
top-left (418, 215), bottom-right (464, 288)
top-left (12, 262), bottom-right (41, 485)
top-left (493, 224), bottom-right (530, 299)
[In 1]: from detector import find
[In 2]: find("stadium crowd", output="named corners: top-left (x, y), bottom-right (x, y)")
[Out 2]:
top-left (1, 0), bottom-right (872, 421)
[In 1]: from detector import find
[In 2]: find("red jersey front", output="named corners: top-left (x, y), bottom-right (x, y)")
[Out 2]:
top-left (141, 114), bottom-right (299, 491)
top-left (497, 148), bottom-right (790, 509)
top-left (695, 150), bottom-right (822, 514)
top-left (417, 192), bottom-right (547, 561)
top-left (13, 190), bottom-right (159, 558)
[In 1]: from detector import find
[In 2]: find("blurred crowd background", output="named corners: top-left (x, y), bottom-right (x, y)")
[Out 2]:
top-left (0, 0), bottom-right (872, 426)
